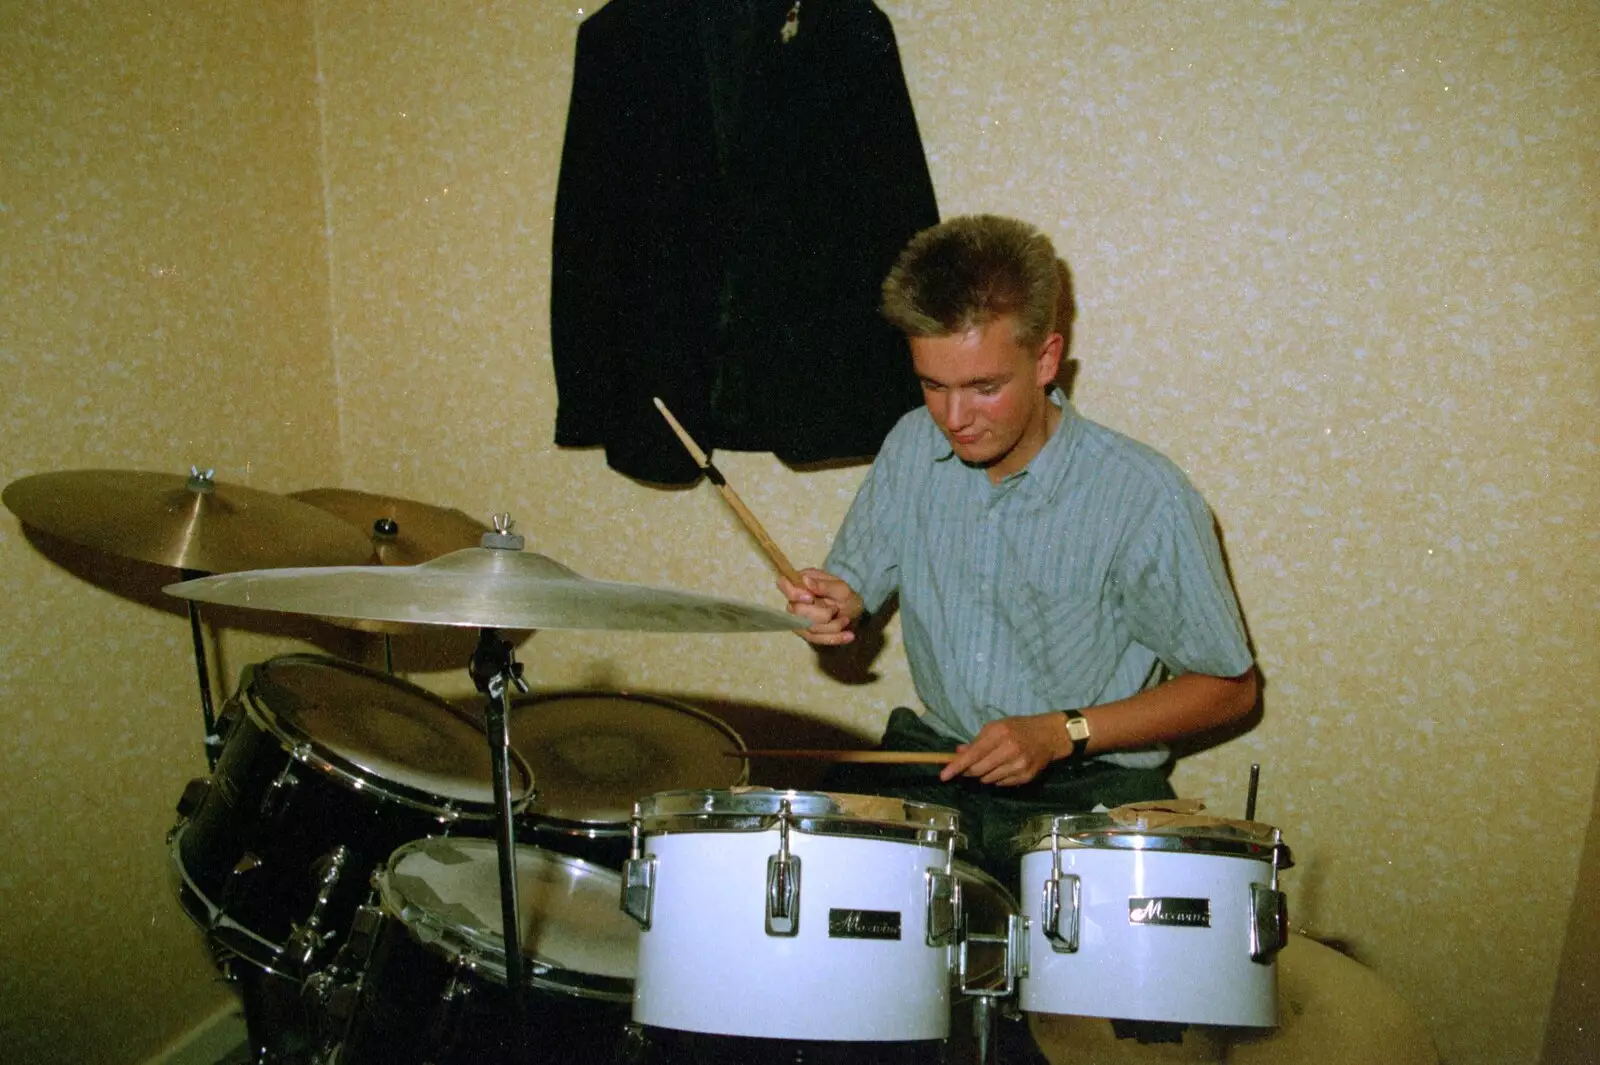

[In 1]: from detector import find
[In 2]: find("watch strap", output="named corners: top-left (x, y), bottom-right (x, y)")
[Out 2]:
top-left (1063, 709), bottom-right (1091, 761)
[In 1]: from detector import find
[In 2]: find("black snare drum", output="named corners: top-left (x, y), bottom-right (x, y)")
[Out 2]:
top-left (509, 691), bottom-right (745, 867)
top-left (327, 837), bottom-right (636, 1065)
top-left (170, 654), bottom-right (532, 976)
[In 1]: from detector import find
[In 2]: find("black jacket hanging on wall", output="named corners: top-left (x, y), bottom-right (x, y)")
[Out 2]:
top-left (551, 0), bottom-right (939, 485)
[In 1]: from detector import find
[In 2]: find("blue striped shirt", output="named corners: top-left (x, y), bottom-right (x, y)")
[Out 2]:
top-left (825, 392), bottom-right (1253, 768)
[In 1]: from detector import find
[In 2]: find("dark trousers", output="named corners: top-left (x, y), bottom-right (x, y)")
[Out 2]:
top-left (821, 708), bottom-right (1175, 899)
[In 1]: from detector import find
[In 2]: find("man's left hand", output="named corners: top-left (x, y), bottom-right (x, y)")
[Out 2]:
top-left (939, 712), bottom-right (1070, 787)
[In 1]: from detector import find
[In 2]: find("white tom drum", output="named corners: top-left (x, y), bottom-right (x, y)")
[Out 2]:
top-left (623, 789), bottom-right (964, 1042)
top-left (1014, 810), bottom-right (1289, 1028)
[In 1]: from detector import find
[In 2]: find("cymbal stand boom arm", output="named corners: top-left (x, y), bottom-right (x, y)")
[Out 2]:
top-left (470, 626), bottom-right (533, 1053)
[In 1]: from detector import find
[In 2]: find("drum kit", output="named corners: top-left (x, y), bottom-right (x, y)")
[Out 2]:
top-left (4, 467), bottom-right (1293, 1065)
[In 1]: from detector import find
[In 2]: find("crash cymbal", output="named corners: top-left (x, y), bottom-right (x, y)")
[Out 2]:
top-left (288, 487), bottom-right (489, 567)
top-left (3, 468), bottom-right (375, 573)
top-left (164, 543), bottom-right (808, 633)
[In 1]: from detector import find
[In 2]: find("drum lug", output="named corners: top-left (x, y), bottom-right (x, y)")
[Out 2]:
top-left (259, 762), bottom-right (299, 820)
top-left (764, 799), bottom-right (801, 937)
top-left (925, 868), bottom-right (957, 947)
top-left (283, 924), bottom-right (321, 972)
top-left (428, 966), bottom-right (475, 1049)
top-left (312, 900), bottom-right (383, 1037)
top-left (765, 854), bottom-right (802, 936)
top-left (621, 856), bottom-right (657, 930)
top-left (1249, 883), bottom-right (1289, 962)
top-left (312, 900), bottom-right (376, 983)
top-left (313, 971), bottom-right (363, 1044)
top-left (302, 962), bottom-right (361, 1056)
top-left (286, 845), bottom-right (350, 971)
top-left (442, 966), bottom-right (475, 1002)
top-left (1042, 871), bottom-right (1081, 954)
top-left (174, 777), bottom-right (211, 820)
top-left (343, 903), bottom-right (384, 963)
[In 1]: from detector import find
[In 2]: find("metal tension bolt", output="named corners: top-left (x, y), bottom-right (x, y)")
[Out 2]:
top-left (765, 799), bottom-right (801, 936)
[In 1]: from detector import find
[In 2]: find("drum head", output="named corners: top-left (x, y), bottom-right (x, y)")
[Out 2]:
top-left (379, 837), bottom-right (636, 1000)
top-left (248, 655), bottom-right (529, 807)
top-left (1014, 809), bottom-right (1281, 860)
top-left (508, 692), bottom-right (745, 827)
top-left (636, 788), bottom-right (962, 845)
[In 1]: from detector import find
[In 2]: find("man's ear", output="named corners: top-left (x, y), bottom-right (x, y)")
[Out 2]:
top-left (1035, 332), bottom-right (1065, 387)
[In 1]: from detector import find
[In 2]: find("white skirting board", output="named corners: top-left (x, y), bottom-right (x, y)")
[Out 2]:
top-left (139, 1000), bottom-right (248, 1065)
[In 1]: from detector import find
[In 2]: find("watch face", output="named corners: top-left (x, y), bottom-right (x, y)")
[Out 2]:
top-left (1066, 715), bottom-right (1091, 741)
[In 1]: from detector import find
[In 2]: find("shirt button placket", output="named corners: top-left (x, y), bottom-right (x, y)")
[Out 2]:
top-left (974, 496), bottom-right (1004, 680)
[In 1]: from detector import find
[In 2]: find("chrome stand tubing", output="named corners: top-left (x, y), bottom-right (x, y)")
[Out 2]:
top-left (181, 569), bottom-right (219, 770)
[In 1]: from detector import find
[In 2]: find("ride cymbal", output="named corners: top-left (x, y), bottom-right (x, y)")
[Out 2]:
top-left (286, 487), bottom-right (494, 635)
top-left (288, 487), bottom-right (489, 567)
top-left (3, 468), bottom-right (374, 573)
top-left (164, 544), bottom-right (808, 634)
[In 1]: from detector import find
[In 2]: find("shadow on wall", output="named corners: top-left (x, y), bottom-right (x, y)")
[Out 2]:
top-left (21, 525), bottom-right (366, 656)
top-left (693, 694), bottom-right (878, 791)
top-left (19, 524), bottom-right (517, 678)
top-left (1053, 255), bottom-right (1079, 398)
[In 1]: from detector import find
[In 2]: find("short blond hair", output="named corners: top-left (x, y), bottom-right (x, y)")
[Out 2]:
top-left (881, 215), bottom-right (1060, 349)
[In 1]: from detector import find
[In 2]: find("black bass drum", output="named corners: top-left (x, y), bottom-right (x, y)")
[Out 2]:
top-left (170, 654), bottom-right (532, 976)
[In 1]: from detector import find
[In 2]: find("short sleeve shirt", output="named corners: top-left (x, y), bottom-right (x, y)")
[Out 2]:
top-left (824, 394), bottom-right (1253, 767)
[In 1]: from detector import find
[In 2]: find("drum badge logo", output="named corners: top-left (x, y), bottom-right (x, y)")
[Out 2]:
top-left (828, 908), bottom-right (901, 940)
top-left (1128, 897), bottom-right (1211, 928)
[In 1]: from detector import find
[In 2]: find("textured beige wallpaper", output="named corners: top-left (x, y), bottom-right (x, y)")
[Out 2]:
top-left (0, 2), bottom-right (338, 1061)
top-left (1544, 779), bottom-right (1600, 1065)
top-left (2, 3), bottom-right (1595, 1065)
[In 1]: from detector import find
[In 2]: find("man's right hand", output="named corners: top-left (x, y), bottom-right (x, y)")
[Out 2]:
top-left (779, 568), bottom-right (864, 646)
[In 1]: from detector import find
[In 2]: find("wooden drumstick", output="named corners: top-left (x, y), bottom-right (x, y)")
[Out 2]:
top-left (726, 749), bottom-right (957, 765)
top-left (652, 396), bottom-right (802, 585)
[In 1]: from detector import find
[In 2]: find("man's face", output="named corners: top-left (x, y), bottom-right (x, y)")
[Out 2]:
top-left (910, 317), bottom-right (1062, 482)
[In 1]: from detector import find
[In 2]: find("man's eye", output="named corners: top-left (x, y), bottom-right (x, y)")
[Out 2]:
top-left (977, 384), bottom-right (1001, 396)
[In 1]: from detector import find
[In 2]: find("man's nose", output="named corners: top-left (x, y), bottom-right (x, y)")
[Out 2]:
top-left (943, 391), bottom-right (970, 430)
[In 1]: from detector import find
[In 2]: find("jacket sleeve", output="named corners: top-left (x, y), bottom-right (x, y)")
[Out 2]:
top-left (550, 15), bottom-right (624, 449)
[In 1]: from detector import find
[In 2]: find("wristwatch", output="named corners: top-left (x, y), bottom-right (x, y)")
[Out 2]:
top-left (1062, 710), bottom-right (1091, 761)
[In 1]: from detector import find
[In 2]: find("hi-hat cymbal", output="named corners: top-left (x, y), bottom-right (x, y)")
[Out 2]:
top-left (163, 544), bottom-right (808, 633)
top-left (288, 487), bottom-right (489, 567)
top-left (3, 468), bottom-right (375, 573)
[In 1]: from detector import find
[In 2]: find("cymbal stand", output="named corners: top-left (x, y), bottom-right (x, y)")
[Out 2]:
top-left (181, 567), bottom-right (220, 770)
top-left (469, 624), bottom-right (533, 1056)
top-left (973, 996), bottom-right (996, 1065)
top-left (374, 517), bottom-right (398, 676)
